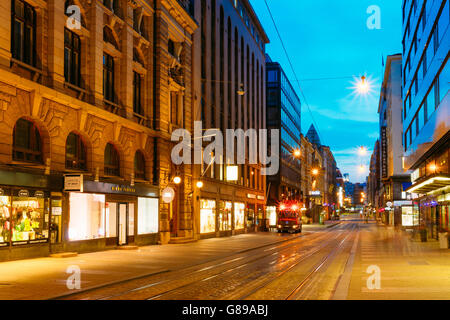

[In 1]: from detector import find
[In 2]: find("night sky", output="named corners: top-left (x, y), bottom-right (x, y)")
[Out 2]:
top-left (250, 0), bottom-right (403, 182)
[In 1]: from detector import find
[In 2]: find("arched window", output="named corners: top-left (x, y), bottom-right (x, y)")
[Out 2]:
top-left (134, 151), bottom-right (146, 180)
top-left (66, 133), bottom-right (86, 170)
top-left (13, 118), bottom-right (43, 163)
top-left (104, 143), bottom-right (120, 176)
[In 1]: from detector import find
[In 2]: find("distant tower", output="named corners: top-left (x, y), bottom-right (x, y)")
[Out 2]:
top-left (306, 124), bottom-right (321, 147)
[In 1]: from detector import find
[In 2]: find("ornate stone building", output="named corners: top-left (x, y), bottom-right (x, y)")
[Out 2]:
top-left (0, 0), bottom-right (196, 261)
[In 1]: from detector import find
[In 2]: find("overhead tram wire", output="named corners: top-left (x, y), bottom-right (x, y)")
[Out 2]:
top-left (263, 0), bottom-right (325, 145)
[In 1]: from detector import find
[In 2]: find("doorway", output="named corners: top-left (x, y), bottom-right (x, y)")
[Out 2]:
top-left (118, 203), bottom-right (128, 246)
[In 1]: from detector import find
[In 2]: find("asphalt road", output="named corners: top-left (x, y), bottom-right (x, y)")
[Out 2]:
top-left (57, 216), bottom-right (360, 300)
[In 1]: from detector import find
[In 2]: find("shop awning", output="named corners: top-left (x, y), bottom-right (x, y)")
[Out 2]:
top-left (407, 174), bottom-right (450, 194)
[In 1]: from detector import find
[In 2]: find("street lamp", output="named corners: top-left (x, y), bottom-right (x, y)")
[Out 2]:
top-left (358, 146), bottom-right (368, 156)
top-left (196, 181), bottom-right (204, 189)
top-left (357, 76), bottom-right (369, 94)
top-left (312, 168), bottom-right (319, 176)
top-left (293, 149), bottom-right (301, 158)
top-left (173, 176), bottom-right (182, 185)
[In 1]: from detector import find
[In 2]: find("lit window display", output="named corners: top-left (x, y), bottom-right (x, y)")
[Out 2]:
top-left (266, 206), bottom-right (277, 227)
top-left (138, 198), bottom-right (159, 235)
top-left (200, 199), bottom-right (216, 234)
top-left (12, 195), bottom-right (49, 244)
top-left (402, 206), bottom-right (419, 227)
top-left (234, 202), bottom-right (245, 230)
top-left (218, 201), bottom-right (232, 231)
top-left (105, 202), bottom-right (117, 238)
top-left (0, 196), bottom-right (11, 245)
top-left (69, 193), bottom-right (106, 241)
top-left (247, 205), bottom-right (255, 228)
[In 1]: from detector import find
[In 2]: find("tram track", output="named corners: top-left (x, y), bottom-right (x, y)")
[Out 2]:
top-left (232, 224), bottom-right (357, 300)
top-left (54, 227), bottom-right (339, 300)
top-left (145, 223), bottom-right (355, 300)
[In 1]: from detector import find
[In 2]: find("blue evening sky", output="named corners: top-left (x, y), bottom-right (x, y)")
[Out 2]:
top-left (250, 0), bottom-right (403, 182)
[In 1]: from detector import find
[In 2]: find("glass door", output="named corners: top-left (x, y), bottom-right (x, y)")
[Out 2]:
top-left (118, 203), bottom-right (128, 246)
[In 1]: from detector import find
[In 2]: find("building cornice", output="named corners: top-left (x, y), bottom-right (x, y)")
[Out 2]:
top-left (160, 0), bottom-right (198, 34)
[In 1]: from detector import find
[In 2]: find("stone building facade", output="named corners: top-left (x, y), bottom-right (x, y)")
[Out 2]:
top-left (0, 0), bottom-right (196, 261)
top-left (191, 0), bottom-right (269, 238)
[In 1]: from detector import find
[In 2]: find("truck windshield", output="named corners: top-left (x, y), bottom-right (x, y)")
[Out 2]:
top-left (280, 211), bottom-right (297, 219)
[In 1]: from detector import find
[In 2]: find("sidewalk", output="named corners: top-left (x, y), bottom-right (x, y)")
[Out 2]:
top-left (346, 222), bottom-right (450, 300)
top-left (0, 232), bottom-right (305, 300)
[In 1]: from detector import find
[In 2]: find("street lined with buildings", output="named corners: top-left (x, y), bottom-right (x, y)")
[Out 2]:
top-left (0, 0), bottom-right (447, 302)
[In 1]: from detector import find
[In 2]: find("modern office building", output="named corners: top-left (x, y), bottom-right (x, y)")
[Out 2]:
top-left (265, 56), bottom-right (302, 225)
top-left (192, 0), bottom-right (269, 239)
top-left (402, 0), bottom-right (449, 239)
top-left (378, 54), bottom-right (412, 226)
top-left (0, 0), bottom-right (197, 261)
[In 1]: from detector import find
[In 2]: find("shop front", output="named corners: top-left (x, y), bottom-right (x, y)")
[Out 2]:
top-left (0, 170), bottom-right (63, 261)
top-left (199, 199), bottom-right (247, 238)
top-left (63, 177), bottom-right (159, 253)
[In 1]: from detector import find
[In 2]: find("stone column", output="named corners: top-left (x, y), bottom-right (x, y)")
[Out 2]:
top-left (0, 0), bottom-right (11, 68)
top-left (47, 0), bottom-right (66, 89)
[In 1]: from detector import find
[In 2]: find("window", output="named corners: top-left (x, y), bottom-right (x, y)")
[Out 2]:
top-left (138, 198), bottom-right (158, 234)
top-left (11, 0), bottom-right (36, 66)
top-left (64, 28), bottom-right (81, 87)
top-left (66, 133), bottom-right (87, 170)
top-left (68, 193), bottom-right (105, 241)
top-left (134, 151), bottom-right (146, 180)
top-left (13, 118), bottom-right (42, 163)
top-left (104, 143), bottom-right (120, 176)
top-left (268, 70), bottom-right (278, 82)
top-left (439, 58), bottom-right (449, 104)
top-left (103, 53), bottom-right (115, 102)
top-left (427, 85), bottom-right (436, 112)
top-left (103, 26), bottom-right (119, 49)
top-left (170, 92), bottom-right (183, 126)
top-left (133, 71), bottom-right (143, 115)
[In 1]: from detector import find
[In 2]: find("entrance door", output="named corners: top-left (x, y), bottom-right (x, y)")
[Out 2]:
top-left (118, 203), bottom-right (128, 246)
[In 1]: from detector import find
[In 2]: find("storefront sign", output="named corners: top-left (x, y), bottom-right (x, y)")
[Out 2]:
top-left (226, 166), bottom-right (239, 181)
top-left (18, 190), bottom-right (29, 197)
top-left (35, 191), bottom-right (45, 198)
top-left (310, 191), bottom-right (321, 196)
top-left (247, 194), bottom-right (256, 199)
top-left (64, 174), bottom-right (84, 192)
top-left (162, 187), bottom-right (175, 203)
top-left (82, 181), bottom-right (158, 198)
top-left (257, 195), bottom-right (265, 201)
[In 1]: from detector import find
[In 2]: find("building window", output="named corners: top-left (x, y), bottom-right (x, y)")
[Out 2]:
top-left (64, 28), bottom-right (81, 87)
top-left (104, 143), bottom-right (120, 176)
top-left (11, 0), bottom-right (36, 66)
top-left (103, 53), bottom-right (115, 102)
top-left (13, 118), bottom-right (43, 164)
top-left (66, 133), bottom-right (87, 170)
top-left (103, 0), bottom-right (120, 16)
top-left (133, 71), bottom-right (143, 115)
top-left (103, 26), bottom-right (119, 49)
top-left (170, 92), bottom-right (183, 126)
top-left (134, 151), bottom-right (146, 180)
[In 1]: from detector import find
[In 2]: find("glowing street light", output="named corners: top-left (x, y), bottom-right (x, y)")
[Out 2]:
top-left (173, 176), bottom-right (182, 185)
top-left (312, 168), bottom-right (319, 176)
top-left (358, 165), bottom-right (366, 173)
top-left (293, 149), bottom-right (301, 158)
top-left (196, 181), bottom-right (204, 189)
top-left (358, 146), bottom-right (368, 156)
top-left (357, 76), bottom-right (370, 94)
